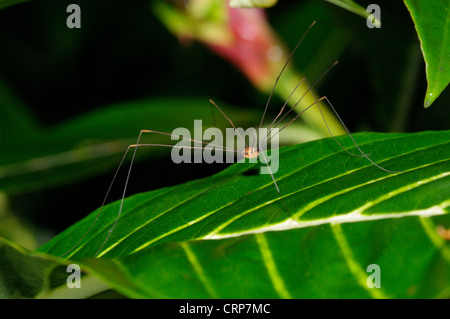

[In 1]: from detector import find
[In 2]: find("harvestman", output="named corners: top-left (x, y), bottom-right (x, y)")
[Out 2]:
top-left (61, 21), bottom-right (401, 258)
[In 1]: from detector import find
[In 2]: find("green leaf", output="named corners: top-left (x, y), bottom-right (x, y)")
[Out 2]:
top-left (404, 0), bottom-right (450, 107)
top-left (325, 0), bottom-right (381, 28)
top-left (80, 215), bottom-right (449, 298)
top-left (0, 77), bottom-right (42, 142)
top-left (0, 98), bottom-right (258, 195)
top-left (228, 0), bottom-right (278, 9)
top-left (2, 130), bottom-right (448, 298)
top-left (0, 238), bottom-right (111, 299)
top-left (0, 238), bottom-right (57, 298)
top-left (37, 130), bottom-right (449, 260)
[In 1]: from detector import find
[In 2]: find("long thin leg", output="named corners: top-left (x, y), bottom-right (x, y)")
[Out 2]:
top-left (95, 143), bottom-right (237, 256)
top-left (209, 99), bottom-right (248, 148)
top-left (320, 96), bottom-right (403, 174)
top-left (59, 143), bottom-right (130, 257)
top-left (209, 99), bottom-right (218, 131)
top-left (266, 95), bottom-right (402, 174)
top-left (267, 97), bottom-right (326, 144)
top-left (261, 60), bottom-right (367, 159)
top-left (297, 77), bottom-right (367, 158)
top-left (259, 21), bottom-right (317, 129)
top-left (257, 139), bottom-right (280, 194)
top-left (141, 129), bottom-right (236, 152)
top-left (251, 131), bottom-right (280, 194)
top-left (65, 94), bottom-right (271, 257)
top-left (59, 130), bottom-right (237, 258)
top-left (268, 78), bottom-right (305, 130)
top-left (264, 61), bottom-right (339, 144)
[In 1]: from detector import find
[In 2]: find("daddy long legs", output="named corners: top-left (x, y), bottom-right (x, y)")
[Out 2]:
top-left (61, 21), bottom-right (401, 258)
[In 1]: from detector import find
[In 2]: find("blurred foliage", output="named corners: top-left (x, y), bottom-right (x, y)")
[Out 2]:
top-left (0, 0), bottom-right (448, 249)
top-left (0, 0), bottom-right (28, 10)
top-left (229, 0), bottom-right (278, 9)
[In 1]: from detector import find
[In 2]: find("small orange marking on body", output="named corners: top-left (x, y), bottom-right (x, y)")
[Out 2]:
top-left (437, 225), bottom-right (450, 240)
top-left (243, 147), bottom-right (259, 159)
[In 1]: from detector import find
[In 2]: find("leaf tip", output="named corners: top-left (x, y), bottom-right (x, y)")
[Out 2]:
top-left (424, 90), bottom-right (436, 108)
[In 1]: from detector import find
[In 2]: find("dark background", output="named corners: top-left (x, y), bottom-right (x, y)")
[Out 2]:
top-left (0, 0), bottom-right (448, 246)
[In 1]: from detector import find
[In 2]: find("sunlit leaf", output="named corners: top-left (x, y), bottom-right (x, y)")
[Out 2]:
top-left (38, 130), bottom-right (450, 260)
top-left (228, 0), bottom-right (278, 9)
top-left (325, 0), bottom-right (381, 28)
top-left (1, 130), bottom-right (448, 298)
top-left (404, 0), bottom-right (450, 107)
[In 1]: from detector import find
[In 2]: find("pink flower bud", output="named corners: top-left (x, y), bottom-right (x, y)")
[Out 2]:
top-left (204, 7), bottom-right (282, 90)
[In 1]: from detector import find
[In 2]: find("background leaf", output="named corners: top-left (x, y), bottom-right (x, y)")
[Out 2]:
top-left (0, 238), bottom-right (113, 299)
top-left (0, 77), bottom-right (42, 141)
top-left (403, 0), bottom-right (450, 107)
top-left (0, 237), bottom-right (64, 299)
top-left (0, 97), bottom-right (258, 195)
